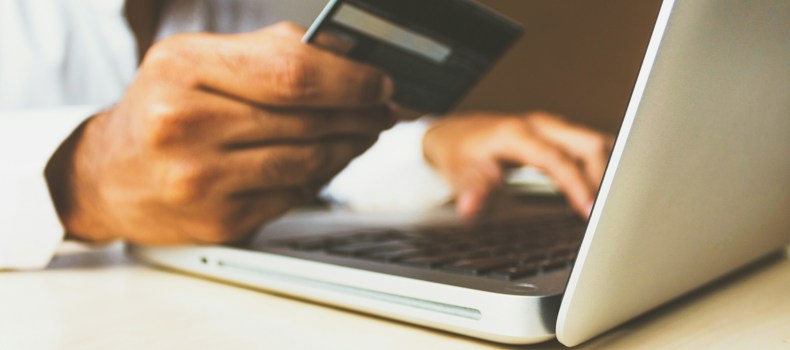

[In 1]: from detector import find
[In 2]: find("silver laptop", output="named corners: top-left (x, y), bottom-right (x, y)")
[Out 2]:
top-left (129, 0), bottom-right (790, 346)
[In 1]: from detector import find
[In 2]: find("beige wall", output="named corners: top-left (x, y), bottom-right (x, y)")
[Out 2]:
top-left (458, 0), bottom-right (663, 133)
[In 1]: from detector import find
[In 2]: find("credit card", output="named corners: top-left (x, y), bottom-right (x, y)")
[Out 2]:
top-left (303, 0), bottom-right (523, 114)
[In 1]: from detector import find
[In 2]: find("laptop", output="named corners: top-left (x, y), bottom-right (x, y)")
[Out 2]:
top-left (129, 0), bottom-right (790, 346)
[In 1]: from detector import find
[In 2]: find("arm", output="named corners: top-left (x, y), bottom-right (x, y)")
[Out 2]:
top-left (324, 112), bottom-right (614, 218)
top-left (47, 23), bottom-right (394, 246)
top-left (3, 22), bottom-right (395, 268)
top-left (0, 106), bottom-right (97, 270)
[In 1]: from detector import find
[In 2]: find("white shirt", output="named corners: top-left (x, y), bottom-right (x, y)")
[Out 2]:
top-left (0, 0), bottom-right (452, 270)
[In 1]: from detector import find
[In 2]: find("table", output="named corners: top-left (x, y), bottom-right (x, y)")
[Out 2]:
top-left (1, 243), bottom-right (788, 349)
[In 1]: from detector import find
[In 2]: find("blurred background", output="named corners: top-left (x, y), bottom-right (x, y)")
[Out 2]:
top-left (460, 0), bottom-right (663, 134)
top-left (283, 0), bottom-right (663, 134)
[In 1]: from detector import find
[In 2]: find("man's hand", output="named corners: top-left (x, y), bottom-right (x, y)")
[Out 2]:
top-left (47, 22), bottom-right (395, 245)
top-left (423, 112), bottom-right (615, 218)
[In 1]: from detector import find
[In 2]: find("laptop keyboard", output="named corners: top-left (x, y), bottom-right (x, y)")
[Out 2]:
top-left (269, 214), bottom-right (586, 281)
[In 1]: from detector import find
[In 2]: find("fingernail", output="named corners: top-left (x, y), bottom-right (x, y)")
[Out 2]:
top-left (380, 76), bottom-right (395, 101)
top-left (458, 190), bottom-right (486, 220)
top-left (585, 202), bottom-right (595, 217)
top-left (458, 192), bottom-right (475, 216)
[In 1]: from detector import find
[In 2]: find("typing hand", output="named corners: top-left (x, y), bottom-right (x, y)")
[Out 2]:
top-left (423, 112), bottom-right (614, 218)
top-left (47, 22), bottom-right (395, 245)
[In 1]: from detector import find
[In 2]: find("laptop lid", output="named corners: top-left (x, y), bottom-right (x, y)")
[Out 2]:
top-left (557, 0), bottom-right (790, 346)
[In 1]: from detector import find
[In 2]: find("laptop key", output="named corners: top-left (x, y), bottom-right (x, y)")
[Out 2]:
top-left (550, 252), bottom-right (577, 264)
top-left (488, 264), bottom-right (541, 280)
top-left (398, 254), bottom-right (461, 268)
top-left (290, 238), bottom-right (333, 251)
top-left (549, 243), bottom-right (581, 255)
top-left (327, 241), bottom-right (401, 256)
top-left (327, 241), bottom-right (423, 256)
top-left (441, 257), bottom-right (518, 275)
top-left (540, 260), bottom-right (571, 273)
top-left (359, 248), bottom-right (427, 262)
top-left (517, 252), bottom-right (552, 265)
top-left (270, 212), bottom-right (587, 281)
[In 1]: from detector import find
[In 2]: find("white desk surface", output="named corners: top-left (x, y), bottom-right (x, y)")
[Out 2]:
top-left (1, 243), bottom-right (788, 350)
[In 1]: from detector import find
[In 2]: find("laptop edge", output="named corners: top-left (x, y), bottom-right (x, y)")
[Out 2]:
top-left (557, 0), bottom-right (790, 345)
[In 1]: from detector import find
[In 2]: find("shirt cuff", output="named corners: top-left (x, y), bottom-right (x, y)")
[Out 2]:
top-left (322, 118), bottom-right (453, 213)
top-left (0, 105), bottom-right (100, 270)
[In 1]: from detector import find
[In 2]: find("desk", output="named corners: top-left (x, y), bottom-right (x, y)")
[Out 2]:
top-left (1, 243), bottom-right (788, 349)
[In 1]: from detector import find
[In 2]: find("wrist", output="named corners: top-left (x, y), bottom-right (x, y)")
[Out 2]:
top-left (45, 114), bottom-right (116, 243)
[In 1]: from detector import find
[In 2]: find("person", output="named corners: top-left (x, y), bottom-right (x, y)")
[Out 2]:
top-left (0, 0), bottom-right (613, 270)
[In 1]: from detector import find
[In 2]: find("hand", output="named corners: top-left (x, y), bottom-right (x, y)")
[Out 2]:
top-left (423, 112), bottom-right (615, 218)
top-left (46, 22), bottom-right (395, 245)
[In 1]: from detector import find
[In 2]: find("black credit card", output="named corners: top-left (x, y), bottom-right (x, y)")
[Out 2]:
top-left (303, 0), bottom-right (523, 114)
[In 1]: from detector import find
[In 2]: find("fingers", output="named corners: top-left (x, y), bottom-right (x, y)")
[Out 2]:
top-left (502, 132), bottom-right (596, 217)
top-left (218, 138), bottom-right (375, 194)
top-left (222, 106), bottom-right (393, 148)
top-left (452, 160), bottom-right (502, 219)
top-left (142, 22), bottom-right (394, 108)
top-left (525, 113), bottom-right (615, 188)
top-left (424, 113), bottom-right (612, 219)
top-left (310, 31), bottom-right (356, 55)
top-left (147, 89), bottom-right (394, 147)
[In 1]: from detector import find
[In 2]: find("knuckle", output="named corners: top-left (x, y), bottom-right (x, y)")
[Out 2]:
top-left (139, 35), bottom-right (201, 87)
top-left (141, 40), bottom-right (175, 69)
top-left (142, 99), bottom-right (191, 149)
top-left (141, 35), bottom-right (192, 69)
top-left (270, 52), bottom-right (318, 102)
top-left (160, 161), bottom-right (214, 205)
